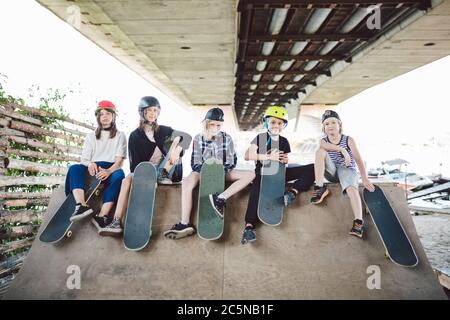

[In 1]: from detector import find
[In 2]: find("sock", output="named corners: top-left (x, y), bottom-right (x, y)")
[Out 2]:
top-left (245, 225), bottom-right (253, 230)
top-left (218, 194), bottom-right (226, 200)
top-left (315, 183), bottom-right (323, 188)
top-left (75, 203), bottom-right (81, 210)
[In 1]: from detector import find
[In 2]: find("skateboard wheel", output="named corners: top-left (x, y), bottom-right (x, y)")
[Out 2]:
top-left (95, 190), bottom-right (100, 196)
top-left (67, 230), bottom-right (73, 238)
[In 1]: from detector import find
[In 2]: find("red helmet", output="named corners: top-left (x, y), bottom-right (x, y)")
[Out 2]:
top-left (95, 100), bottom-right (116, 115)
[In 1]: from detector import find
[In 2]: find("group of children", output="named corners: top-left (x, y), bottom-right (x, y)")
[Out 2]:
top-left (65, 97), bottom-right (374, 244)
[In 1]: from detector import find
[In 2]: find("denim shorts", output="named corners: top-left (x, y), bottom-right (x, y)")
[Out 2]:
top-left (324, 154), bottom-right (359, 194)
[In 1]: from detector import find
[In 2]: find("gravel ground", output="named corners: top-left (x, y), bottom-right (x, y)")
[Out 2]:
top-left (412, 213), bottom-right (450, 275)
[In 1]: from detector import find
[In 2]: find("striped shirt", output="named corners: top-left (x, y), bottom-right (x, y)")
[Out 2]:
top-left (324, 135), bottom-right (356, 169)
top-left (191, 132), bottom-right (237, 173)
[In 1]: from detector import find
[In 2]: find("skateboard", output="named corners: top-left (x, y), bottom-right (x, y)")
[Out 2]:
top-left (363, 185), bottom-right (419, 267)
top-left (39, 175), bottom-right (103, 243)
top-left (197, 158), bottom-right (225, 240)
top-left (123, 162), bottom-right (157, 251)
top-left (156, 130), bottom-right (192, 184)
top-left (258, 160), bottom-right (286, 226)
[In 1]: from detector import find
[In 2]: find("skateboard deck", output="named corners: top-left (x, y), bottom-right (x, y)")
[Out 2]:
top-left (363, 185), bottom-right (418, 267)
top-left (197, 158), bottom-right (225, 240)
top-left (39, 175), bottom-right (102, 243)
top-left (258, 160), bottom-right (286, 226)
top-left (123, 162), bottom-right (157, 251)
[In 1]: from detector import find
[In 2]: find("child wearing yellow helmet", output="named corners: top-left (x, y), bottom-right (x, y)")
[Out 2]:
top-left (241, 106), bottom-right (315, 244)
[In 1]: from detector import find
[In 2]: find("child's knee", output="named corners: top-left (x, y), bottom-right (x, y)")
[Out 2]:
top-left (110, 170), bottom-right (124, 182)
top-left (121, 175), bottom-right (132, 188)
top-left (68, 163), bottom-right (84, 174)
top-left (346, 186), bottom-right (358, 195)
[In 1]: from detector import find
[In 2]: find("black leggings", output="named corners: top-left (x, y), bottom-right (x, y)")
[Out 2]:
top-left (244, 164), bottom-right (315, 227)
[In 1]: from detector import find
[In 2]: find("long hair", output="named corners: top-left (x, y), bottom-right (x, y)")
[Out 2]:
top-left (138, 119), bottom-right (159, 133)
top-left (95, 111), bottom-right (117, 139)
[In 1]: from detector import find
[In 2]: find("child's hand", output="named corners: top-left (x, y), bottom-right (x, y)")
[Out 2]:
top-left (341, 148), bottom-right (352, 167)
top-left (267, 151), bottom-right (281, 162)
top-left (279, 152), bottom-right (288, 164)
top-left (88, 162), bottom-right (99, 176)
top-left (363, 178), bottom-right (375, 192)
top-left (169, 150), bottom-right (180, 165)
top-left (96, 167), bottom-right (111, 181)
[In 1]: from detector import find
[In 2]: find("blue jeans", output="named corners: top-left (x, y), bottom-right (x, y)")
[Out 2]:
top-left (65, 161), bottom-right (125, 203)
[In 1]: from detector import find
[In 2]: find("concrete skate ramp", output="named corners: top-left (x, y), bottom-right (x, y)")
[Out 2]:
top-left (4, 183), bottom-right (446, 299)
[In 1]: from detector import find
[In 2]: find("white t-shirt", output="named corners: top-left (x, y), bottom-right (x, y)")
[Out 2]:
top-left (81, 130), bottom-right (127, 163)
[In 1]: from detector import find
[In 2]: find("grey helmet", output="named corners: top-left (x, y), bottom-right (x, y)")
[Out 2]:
top-left (138, 96), bottom-right (160, 123)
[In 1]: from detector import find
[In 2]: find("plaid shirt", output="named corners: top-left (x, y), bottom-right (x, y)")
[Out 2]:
top-left (191, 132), bottom-right (237, 173)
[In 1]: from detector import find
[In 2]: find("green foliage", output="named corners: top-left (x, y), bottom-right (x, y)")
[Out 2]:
top-left (1, 76), bottom-right (76, 258)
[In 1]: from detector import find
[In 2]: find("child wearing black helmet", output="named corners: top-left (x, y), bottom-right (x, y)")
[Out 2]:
top-left (311, 109), bottom-right (374, 238)
top-left (241, 105), bottom-right (315, 244)
top-left (92, 96), bottom-right (187, 236)
top-left (164, 107), bottom-right (255, 239)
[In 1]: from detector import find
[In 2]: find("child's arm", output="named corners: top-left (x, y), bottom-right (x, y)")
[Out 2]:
top-left (191, 135), bottom-right (203, 173)
top-left (244, 144), bottom-right (282, 162)
top-left (348, 137), bottom-right (375, 192)
top-left (319, 139), bottom-right (351, 166)
top-left (319, 139), bottom-right (344, 152)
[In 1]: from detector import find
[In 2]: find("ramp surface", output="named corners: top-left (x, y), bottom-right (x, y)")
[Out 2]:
top-left (4, 184), bottom-right (446, 299)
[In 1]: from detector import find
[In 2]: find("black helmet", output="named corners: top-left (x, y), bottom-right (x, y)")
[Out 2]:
top-left (203, 107), bottom-right (224, 122)
top-left (321, 109), bottom-right (340, 123)
top-left (138, 96), bottom-right (160, 116)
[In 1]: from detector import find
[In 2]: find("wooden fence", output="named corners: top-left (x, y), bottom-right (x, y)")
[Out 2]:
top-left (0, 102), bottom-right (93, 297)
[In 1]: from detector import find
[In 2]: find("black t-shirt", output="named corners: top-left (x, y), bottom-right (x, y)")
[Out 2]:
top-left (128, 125), bottom-right (173, 173)
top-left (251, 132), bottom-right (291, 174)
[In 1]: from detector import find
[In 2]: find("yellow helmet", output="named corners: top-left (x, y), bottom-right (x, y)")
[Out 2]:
top-left (263, 106), bottom-right (288, 123)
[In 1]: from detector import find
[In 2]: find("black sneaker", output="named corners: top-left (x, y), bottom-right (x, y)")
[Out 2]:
top-left (70, 203), bottom-right (93, 222)
top-left (99, 218), bottom-right (123, 236)
top-left (241, 228), bottom-right (256, 245)
top-left (163, 222), bottom-right (196, 239)
top-left (283, 190), bottom-right (297, 207)
top-left (158, 168), bottom-right (172, 185)
top-left (310, 185), bottom-right (330, 204)
top-left (91, 215), bottom-right (109, 231)
top-left (209, 193), bottom-right (225, 219)
top-left (349, 219), bottom-right (365, 238)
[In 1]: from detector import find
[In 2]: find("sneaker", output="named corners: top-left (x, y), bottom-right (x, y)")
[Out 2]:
top-left (349, 219), bottom-right (365, 238)
top-left (70, 203), bottom-right (93, 222)
top-left (91, 215), bottom-right (109, 231)
top-left (310, 185), bottom-right (330, 204)
top-left (209, 193), bottom-right (225, 219)
top-left (283, 190), bottom-right (297, 207)
top-left (99, 218), bottom-right (123, 236)
top-left (241, 228), bottom-right (256, 245)
top-left (158, 168), bottom-right (173, 185)
top-left (163, 222), bottom-right (196, 240)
